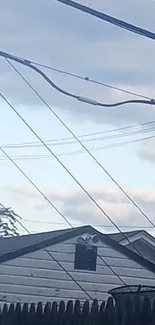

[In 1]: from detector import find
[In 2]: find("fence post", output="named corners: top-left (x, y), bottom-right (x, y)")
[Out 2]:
top-left (65, 300), bottom-right (73, 325)
top-left (73, 300), bottom-right (81, 325)
top-left (50, 301), bottom-right (58, 325)
top-left (43, 302), bottom-right (51, 325)
top-left (140, 296), bottom-right (152, 325)
top-left (1, 304), bottom-right (8, 325)
top-left (58, 301), bottom-right (65, 325)
top-left (104, 297), bottom-right (114, 325)
top-left (91, 299), bottom-right (98, 325)
top-left (29, 303), bottom-right (36, 325)
top-left (82, 301), bottom-right (90, 325)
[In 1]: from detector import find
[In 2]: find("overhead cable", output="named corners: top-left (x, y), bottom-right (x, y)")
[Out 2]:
top-left (0, 51), bottom-right (151, 100)
top-left (21, 219), bottom-right (155, 229)
top-left (20, 57), bottom-right (151, 101)
top-left (0, 170), bottom-right (127, 293)
top-left (4, 61), bottom-right (155, 231)
top-left (0, 133), bottom-right (155, 162)
top-left (0, 204), bottom-right (92, 299)
top-left (0, 51), bottom-right (155, 107)
top-left (0, 92), bottom-right (150, 259)
top-left (55, 0), bottom-right (155, 41)
top-left (1, 125), bottom-right (155, 150)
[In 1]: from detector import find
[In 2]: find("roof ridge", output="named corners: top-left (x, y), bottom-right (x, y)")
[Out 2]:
top-left (0, 225), bottom-right (155, 275)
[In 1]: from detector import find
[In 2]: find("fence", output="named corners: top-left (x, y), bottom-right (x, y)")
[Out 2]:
top-left (0, 295), bottom-right (155, 325)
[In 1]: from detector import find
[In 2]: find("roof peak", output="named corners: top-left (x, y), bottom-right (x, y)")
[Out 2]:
top-left (0, 225), bottom-right (155, 275)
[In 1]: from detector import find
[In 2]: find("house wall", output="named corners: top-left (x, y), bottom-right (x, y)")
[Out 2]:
top-left (0, 232), bottom-right (155, 304)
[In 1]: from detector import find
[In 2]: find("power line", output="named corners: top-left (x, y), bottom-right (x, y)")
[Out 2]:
top-left (0, 162), bottom-right (128, 292)
top-left (55, 0), bottom-right (155, 41)
top-left (0, 93), bottom-right (150, 260)
top-left (21, 59), bottom-right (151, 101)
top-left (4, 61), bottom-right (155, 232)
top-left (21, 219), bottom-right (155, 229)
top-left (3, 61), bottom-right (155, 261)
top-left (0, 133), bottom-right (155, 162)
top-left (1, 52), bottom-right (155, 107)
top-left (0, 203), bottom-right (92, 299)
top-left (0, 52), bottom-right (151, 101)
top-left (1, 125), bottom-right (155, 150)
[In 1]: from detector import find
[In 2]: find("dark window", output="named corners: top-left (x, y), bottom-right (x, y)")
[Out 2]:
top-left (74, 244), bottom-right (97, 271)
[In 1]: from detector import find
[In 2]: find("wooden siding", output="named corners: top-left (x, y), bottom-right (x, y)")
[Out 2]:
top-left (0, 232), bottom-right (155, 304)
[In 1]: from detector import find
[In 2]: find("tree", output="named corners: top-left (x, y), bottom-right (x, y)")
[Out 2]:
top-left (0, 204), bottom-right (21, 237)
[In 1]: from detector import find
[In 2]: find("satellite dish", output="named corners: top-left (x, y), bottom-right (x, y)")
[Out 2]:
top-left (92, 235), bottom-right (99, 243)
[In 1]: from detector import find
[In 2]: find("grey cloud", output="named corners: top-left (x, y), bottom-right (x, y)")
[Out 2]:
top-left (1, 0), bottom-right (155, 128)
top-left (1, 58), bottom-right (155, 128)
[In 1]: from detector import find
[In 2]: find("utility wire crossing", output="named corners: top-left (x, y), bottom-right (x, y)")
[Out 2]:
top-left (0, 1), bottom-right (154, 298)
top-left (21, 219), bottom-right (155, 229)
top-left (3, 59), bottom-right (155, 257)
top-left (1, 124), bottom-right (155, 149)
top-left (14, 56), bottom-right (151, 101)
top-left (0, 86), bottom-right (152, 293)
top-left (1, 51), bottom-right (155, 107)
top-left (1, 134), bottom-right (155, 162)
top-left (1, 54), bottom-right (155, 273)
top-left (4, 60), bottom-right (155, 233)
top-left (0, 204), bottom-right (92, 300)
top-left (0, 92), bottom-right (151, 261)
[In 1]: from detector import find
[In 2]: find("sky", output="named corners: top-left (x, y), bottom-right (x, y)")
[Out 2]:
top-left (1, 0), bottom-right (155, 236)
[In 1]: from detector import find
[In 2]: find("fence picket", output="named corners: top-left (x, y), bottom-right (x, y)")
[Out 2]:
top-left (0, 296), bottom-right (155, 324)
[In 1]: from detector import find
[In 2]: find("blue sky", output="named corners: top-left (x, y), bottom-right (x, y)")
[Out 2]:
top-left (1, 0), bottom-right (155, 235)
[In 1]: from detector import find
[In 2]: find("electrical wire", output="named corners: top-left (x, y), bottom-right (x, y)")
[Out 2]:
top-left (4, 60), bottom-right (155, 232)
top-left (0, 92), bottom-right (150, 260)
top-left (21, 219), bottom-right (154, 229)
top-left (55, 0), bottom-right (155, 41)
top-left (1, 127), bottom-right (155, 150)
top-left (18, 58), bottom-right (151, 101)
top-left (0, 133), bottom-right (155, 162)
top-left (0, 7), bottom-right (154, 294)
top-left (2, 60), bottom-right (155, 262)
top-left (0, 50), bottom-right (152, 101)
top-left (1, 125), bottom-right (155, 150)
top-left (3, 61), bottom-right (155, 261)
top-left (0, 157), bottom-right (128, 292)
top-left (1, 51), bottom-right (155, 107)
top-left (0, 203), bottom-right (92, 299)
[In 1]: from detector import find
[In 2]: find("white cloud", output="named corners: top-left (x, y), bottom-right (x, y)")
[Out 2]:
top-left (4, 185), bottom-right (155, 231)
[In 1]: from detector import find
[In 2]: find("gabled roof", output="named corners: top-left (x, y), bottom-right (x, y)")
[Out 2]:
top-left (1, 225), bottom-right (155, 274)
top-left (109, 229), bottom-right (155, 265)
top-left (109, 229), bottom-right (155, 245)
top-left (0, 227), bottom-right (73, 256)
top-left (109, 230), bottom-right (141, 243)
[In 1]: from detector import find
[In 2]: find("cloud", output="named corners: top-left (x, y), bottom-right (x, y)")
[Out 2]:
top-left (1, 0), bottom-right (155, 127)
top-left (5, 185), bottom-right (155, 231)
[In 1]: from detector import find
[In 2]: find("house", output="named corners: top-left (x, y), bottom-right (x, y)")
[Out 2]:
top-left (109, 230), bottom-right (155, 264)
top-left (0, 225), bottom-right (155, 305)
